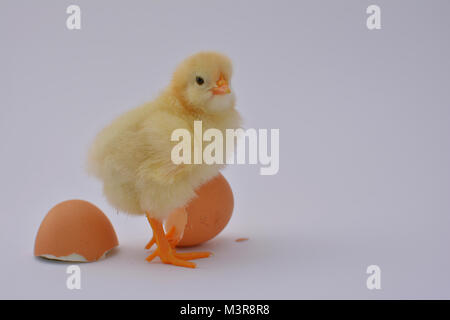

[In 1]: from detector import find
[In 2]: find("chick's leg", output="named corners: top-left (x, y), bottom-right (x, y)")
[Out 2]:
top-left (145, 214), bottom-right (211, 268)
top-left (145, 226), bottom-right (178, 250)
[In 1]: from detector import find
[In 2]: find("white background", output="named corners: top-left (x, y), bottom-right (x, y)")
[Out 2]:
top-left (1, 0), bottom-right (450, 299)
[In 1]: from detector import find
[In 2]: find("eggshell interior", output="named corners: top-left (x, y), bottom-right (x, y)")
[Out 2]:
top-left (166, 173), bottom-right (234, 247)
top-left (34, 200), bottom-right (119, 262)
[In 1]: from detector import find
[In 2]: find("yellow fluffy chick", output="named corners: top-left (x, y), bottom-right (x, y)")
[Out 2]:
top-left (88, 52), bottom-right (241, 267)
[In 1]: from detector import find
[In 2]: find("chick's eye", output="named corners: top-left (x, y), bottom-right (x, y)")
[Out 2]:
top-left (195, 76), bottom-right (204, 85)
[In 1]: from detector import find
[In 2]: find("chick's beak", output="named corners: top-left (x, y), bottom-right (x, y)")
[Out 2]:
top-left (211, 74), bottom-right (231, 95)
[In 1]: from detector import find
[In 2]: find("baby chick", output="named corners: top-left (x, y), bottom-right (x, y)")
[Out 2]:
top-left (88, 52), bottom-right (241, 268)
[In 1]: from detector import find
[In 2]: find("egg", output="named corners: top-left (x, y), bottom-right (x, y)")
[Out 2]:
top-left (165, 173), bottom-right (234, 247)
top-left (34, 200), bottom-right (118, 262)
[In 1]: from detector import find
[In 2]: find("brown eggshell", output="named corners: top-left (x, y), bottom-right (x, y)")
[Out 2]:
top-left (166, 173), bottom-right (234, 247)
top-left (34, 200), bottom-right (118, 262)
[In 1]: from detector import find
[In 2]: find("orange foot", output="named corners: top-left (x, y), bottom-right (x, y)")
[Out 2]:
top-left (145, 214), bottom-right (211, 268)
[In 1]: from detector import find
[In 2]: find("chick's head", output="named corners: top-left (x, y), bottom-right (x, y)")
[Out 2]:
top-left (170, 51), bottom-right (236, 113)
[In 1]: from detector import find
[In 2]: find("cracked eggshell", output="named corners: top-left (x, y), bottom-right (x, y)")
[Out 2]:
top-left (165, 173), bottom-right (234, 247)
top-left (34, 200), bottom-right (118, 262)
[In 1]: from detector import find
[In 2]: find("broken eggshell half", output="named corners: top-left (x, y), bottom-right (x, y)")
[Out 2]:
top-left (34, 200), bottom-right (118, 262)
